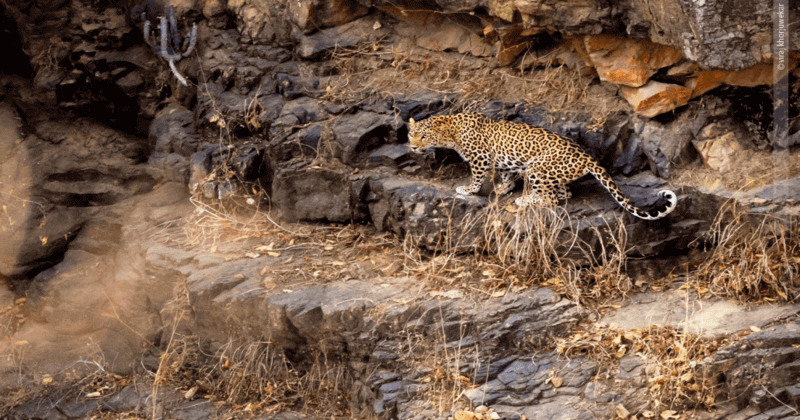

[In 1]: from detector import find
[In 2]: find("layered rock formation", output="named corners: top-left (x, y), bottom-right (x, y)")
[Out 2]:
top-left (0, 0), bottom-right (799, 418)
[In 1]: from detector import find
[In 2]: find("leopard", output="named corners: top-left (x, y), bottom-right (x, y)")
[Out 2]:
top-left (407, 113), bottom-right (677, 220)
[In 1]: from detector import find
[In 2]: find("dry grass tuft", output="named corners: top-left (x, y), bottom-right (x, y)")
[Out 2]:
top-left (183, 193), bottom-right (294, 250)
top-left (689, 201), bottom-right (800, 303)
top-left (0, 296), bottom-right (26, 340)
top-left (152, 336), bottom-right (351, 417)
top-left (389, 322), bottom-right (477, 416)
top-left (432, 195), bottom-right (635, 306)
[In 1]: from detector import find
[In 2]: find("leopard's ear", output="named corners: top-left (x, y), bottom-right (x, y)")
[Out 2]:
top-left (409, 118), bottom-right (416, 126)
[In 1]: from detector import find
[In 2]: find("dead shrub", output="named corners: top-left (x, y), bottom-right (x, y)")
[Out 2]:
top-left (690, 201), bottom-right (799, 302)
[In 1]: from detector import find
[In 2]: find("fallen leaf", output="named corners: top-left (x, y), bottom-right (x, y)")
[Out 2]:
top-left (267, 251), bottom-right (281, 257)
top-left (245, 252), bottom-right (260, 258)
top-left (39, 236), bottom-right (48, 245)
top-left (454, 411), bottom-right (478, 420)
top-left (615, 345), bottom-right (627, 358)
top-left (42, 376), bottom-right (54, 385)
top-left (543, 277), bottom-right (562, 286)
top-left (641, 410), bottom-right (655, 418)
top-left (660, 410), bottom-right (679, 419)
top-left (549, 376), bottom-right (564, 388)
top-left (86, 391), bottom-right (103, 398)
top-left (184, 386), bottom-right (198, 399)
top-left (615, 404), bottom-right (630, 419)
top-left (750, 325), bottom-right (762, 333)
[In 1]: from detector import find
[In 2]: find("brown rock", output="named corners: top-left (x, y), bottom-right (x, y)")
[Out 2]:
top-left (722, 62), bottom-right (773, 87)
top-left (666, 60), bottom-right (700, 77)
top-left (686, 57), bottom-right (798, 97)
top-left (287, 0), bottom-right (369, 32)
top-left (518, 36), bottom-right (594, 76)
top-left (693, 132), bottom-right (748, 171)
top-left (584, 35), bottom-right (684, 88)
top-left (415, 22), bottom-right (492, 57)
top-left (202, 0), bottom-right (226, 18)
top-left (686, 70), bottom-right (726, 98)
top-left (619, 81), bottom-right (692, 117)
top-left (382, 5), bottom-right (491, 57)
top-left (494, 25), bottom-right (539, 66)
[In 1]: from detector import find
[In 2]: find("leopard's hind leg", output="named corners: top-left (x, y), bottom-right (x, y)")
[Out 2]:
top-left (555, 183), bottom-right (571, 202)
top-left (516, 171), bottom-right (559, 207)
top-left (494, 169), bottom-right (518, 195)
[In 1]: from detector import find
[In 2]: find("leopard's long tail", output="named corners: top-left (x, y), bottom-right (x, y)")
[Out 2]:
top-left (586, 163), bottom-right (677, 220)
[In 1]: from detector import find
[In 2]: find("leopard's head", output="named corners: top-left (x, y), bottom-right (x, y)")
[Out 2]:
top-left (408, 116), bottom-right (457, 153)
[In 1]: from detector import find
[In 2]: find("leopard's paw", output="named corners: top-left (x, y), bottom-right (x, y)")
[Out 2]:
top-left (455, 186), bottom-right (474, 196)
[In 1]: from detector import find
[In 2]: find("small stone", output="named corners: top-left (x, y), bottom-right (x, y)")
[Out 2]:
top-left (692, 132), bottom-right (748, 171)
top-left (615, 404), bottom-right (630, 419)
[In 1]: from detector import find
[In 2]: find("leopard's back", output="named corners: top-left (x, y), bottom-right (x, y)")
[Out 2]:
top-left (455, 115), bottom-right (594, 188)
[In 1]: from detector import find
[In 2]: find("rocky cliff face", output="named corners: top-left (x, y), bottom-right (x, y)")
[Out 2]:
top-left (0, 0), bottom-right (799, 419)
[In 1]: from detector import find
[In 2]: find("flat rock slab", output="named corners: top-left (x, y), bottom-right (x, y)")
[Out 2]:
top-left (600, 290), bottom-right (799, 337)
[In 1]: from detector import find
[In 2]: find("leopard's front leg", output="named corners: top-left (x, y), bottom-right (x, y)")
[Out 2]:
top-left (456, 155), bottom-right (491, 196)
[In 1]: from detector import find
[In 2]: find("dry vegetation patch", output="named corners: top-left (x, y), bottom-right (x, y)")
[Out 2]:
top-left (686, 202), bottom-right (800, 303)
top-left (439, 198), bottom-right (636, 306)
top-left (151, 337), bottom-right (351, 417)
top-left (557, 324), bottom-right (722, 416)
top-left (323, 39), bottom-right (626, 123)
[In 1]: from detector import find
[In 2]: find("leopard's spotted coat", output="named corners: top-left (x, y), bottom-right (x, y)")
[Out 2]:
top-left (408, 113), bottom-right (677, 220)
